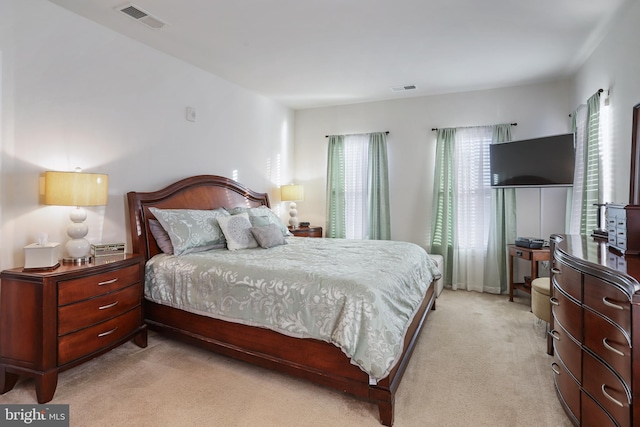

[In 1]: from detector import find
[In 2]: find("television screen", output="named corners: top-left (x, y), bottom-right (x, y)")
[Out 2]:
top-left (490, 133), bottom-right (575, 187)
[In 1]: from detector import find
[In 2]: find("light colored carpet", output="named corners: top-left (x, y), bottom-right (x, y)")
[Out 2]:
top-left (3, 290), bottom-right (571, 426)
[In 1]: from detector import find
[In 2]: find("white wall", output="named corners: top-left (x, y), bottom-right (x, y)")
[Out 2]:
top-left (0, 0), bottom-right (295, 269)
top-left (295, 80), bottom-right (571, 248)
top-left (570, 0), bottom-right (640, 205)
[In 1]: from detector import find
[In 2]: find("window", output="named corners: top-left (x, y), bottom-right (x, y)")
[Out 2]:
top-left (454, 127), bottom-right (493, 250)
top-left (326, 132), bottom-right (390, 240)
top-left (342, 134), bottom-right (368, 239)
top-left (430, 124), bottom-right (515, 293)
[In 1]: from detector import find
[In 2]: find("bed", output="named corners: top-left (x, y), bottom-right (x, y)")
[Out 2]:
top-left (126, 175), bottom-right (439, 426)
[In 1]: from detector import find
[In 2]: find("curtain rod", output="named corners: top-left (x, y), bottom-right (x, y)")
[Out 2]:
top-left (325, 131), bottom-right (389, 138)
top-left (431, 123), bottom-right (517, 131)
top-left (569, 88), bottom-right (605, 117)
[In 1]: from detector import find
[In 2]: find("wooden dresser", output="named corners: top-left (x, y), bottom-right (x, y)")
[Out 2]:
top-left (550, 234), bottom-right (640, 426)
top-left (0, 254), bottom-right (147, 403)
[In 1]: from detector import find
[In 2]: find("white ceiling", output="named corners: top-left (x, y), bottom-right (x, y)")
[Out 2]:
top-left (49, 0), bottom-right (629, 110)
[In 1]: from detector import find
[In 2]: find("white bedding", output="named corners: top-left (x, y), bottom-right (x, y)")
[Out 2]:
top-left (144, 237), bottom-right (441, 380)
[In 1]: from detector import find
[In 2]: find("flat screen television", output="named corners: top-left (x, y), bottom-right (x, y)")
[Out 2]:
top-left (489, 133), bottom-right (575, 188)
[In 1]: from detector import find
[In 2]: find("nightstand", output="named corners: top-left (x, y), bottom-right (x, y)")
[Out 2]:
top-left (289, 226), bottom-right (323, 238)
top-left (0, 254), bottom-right (147, 403)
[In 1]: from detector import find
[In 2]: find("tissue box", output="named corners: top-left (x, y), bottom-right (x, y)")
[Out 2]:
top-left (24, 243), bottom-right (60, 271)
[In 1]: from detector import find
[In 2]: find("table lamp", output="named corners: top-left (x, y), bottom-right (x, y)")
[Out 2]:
top-left (280, 184), bottom-right (304, 228)
top-left (44, 169), bottom-right (109, 263)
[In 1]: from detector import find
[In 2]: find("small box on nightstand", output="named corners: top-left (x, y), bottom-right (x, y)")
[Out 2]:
top-left (23, 243), bottom-right (60, 271)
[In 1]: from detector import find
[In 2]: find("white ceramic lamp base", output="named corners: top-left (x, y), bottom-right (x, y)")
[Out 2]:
top-left (288, 202), bottom-right (299, 228)
top-left (64, 207), bottom-right (91, 264)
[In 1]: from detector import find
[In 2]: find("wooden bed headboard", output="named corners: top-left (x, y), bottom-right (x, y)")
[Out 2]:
top-left (126, 175), bottom-right (270, 261)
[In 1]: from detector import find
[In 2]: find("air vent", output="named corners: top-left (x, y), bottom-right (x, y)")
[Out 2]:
top-left (117, 4), bottom-right (166, 30)
top-left (391, 85), bottom-right (417, 92)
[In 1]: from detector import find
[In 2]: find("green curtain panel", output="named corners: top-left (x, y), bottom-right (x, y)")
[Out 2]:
top-left (581, 92), bottom-right (601, 235)
top-left (367, 132), bottom-right (391, 240)
top-left (326, 132), bottom-right (390, 240)
top-left (429, 128), bottom-right (456, 288)
top-left (567, 90), bottom-right (602, 235)
top-left (325, 135), bottom-right (346, 238)
top-left (483, 124), bottom-right (516, 294)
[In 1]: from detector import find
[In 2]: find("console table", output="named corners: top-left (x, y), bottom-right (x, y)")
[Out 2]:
top-left (507, 244), bottom-right (551, 302)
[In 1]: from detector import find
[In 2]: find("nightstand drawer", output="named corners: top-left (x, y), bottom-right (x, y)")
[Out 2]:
top-left (57, 308), bottom-right (141, 365)
top-left (58, 264), bottom-right (140, 305)
top-left (58, 284), bottom-right (141, 336)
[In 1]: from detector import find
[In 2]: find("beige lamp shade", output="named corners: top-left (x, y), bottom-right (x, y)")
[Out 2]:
top-left (44, 171), bottom-right (109, 206)
top-left (280, 184), bottom-right (304, 202)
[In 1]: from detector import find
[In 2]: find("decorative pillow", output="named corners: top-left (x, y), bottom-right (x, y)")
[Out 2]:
top-left (149, 219), bottom-right (174, 254)
top-left (217, 212), bottom-right (258, 250)
top-left (251, 223), bottom-right (288, 249)
top-left (227, 206), bottom-right (291, 236)
top-left (149, 207), bottom-right (229, 255)
top-left (250, 215), bottom-right (271, 227)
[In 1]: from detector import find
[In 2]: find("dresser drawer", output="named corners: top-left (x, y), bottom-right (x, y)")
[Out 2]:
top-left (57, 308), bottom-right (141, 365)
top-left (583, 350), bottom-right (631, 427)
top-left (552, 360), bottom-right (580, 423)
top-left (58, 284), bottom-right (141, 336)
top-left (584, 308), bottom-right (631, 384)
top-left (553, 261), bottom-right (582, 301)
top-left (58, 264), bottom-right (140, 305)
top-left (552, 285), bottom-right (582, 341)
top-left (551, 320), bottom-right (582, 381)
top-left (583, 275), bottom-right (631, 334)
top-left (582, 391), bottom-right (619, 427)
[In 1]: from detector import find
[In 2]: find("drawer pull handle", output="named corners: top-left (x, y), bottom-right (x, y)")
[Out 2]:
top-left (551, 268), bottom-right (561, 275)
top-left (551, 362), bottom-right (560, 376)
top-left (98, 301), bottom-right (119, 310)
top-left (98, 278), bottom-right (118, 286)
top-left (603, 338), bottom-right (625, 357)
top-left (602, 297), bottom-right (624, 310)
top-left (601, 384), bottom-right (625, 407)
top-left (549, 330), bottom-right (560, 341)
top-left (516, 250), bottom-right (523, 257)
top-left (550, 297), bottom-right (559, 306)
top-left (98, 327), bottom-right (118, 338)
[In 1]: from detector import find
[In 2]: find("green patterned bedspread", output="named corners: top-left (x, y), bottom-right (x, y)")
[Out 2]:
top-left (144, 237), bottom-right (441, 380)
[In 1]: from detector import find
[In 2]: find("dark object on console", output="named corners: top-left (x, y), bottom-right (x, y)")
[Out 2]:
top-left (299, 221), bottom-right (310, 227)
top-left (515, 237), bottom-right (544, 249)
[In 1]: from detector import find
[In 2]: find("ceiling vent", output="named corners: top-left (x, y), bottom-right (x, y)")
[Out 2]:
top-left (117, 4), bottom-right (166, 30)
top-left (391, 85), bottom-right (417, 92)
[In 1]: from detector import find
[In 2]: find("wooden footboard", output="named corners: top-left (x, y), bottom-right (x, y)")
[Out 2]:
top-left (144, 282), bottom-right (435, 426)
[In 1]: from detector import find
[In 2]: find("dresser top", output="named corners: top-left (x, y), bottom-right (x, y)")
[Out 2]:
top-left (552, 234), bottom-right (640, 298)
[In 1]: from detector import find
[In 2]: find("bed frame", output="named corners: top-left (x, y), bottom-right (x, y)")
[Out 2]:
top-left (126, 175), bottom-right (435, 426)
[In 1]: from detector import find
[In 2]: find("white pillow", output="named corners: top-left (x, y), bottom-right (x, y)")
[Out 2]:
top-left (149, 207), bottom-right (229, 255)
top-left (227, 206), bottom-right (291, 236)
top-left (217, 212), bottom-right (259, 250)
